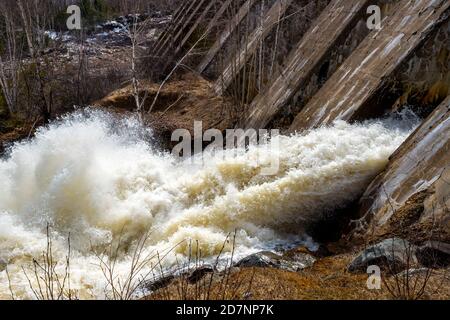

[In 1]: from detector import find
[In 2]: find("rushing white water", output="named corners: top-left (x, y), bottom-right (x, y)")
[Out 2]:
top-left (0, 109), bottom-right (418, 299)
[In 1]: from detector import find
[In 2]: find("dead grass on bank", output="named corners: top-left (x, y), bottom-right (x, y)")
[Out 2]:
top-left (145, 254), bottom-right (383, 300)
top-left (144, 233), bottom-right (257, 301)
top-left (5, 224), bottom-right (449, 300)
top-left (94, 72), bottom-right (237, 132)
top-left (92, 72), bottom-right (238, 151)
top-left (181, 254), bottom-right (449, 300)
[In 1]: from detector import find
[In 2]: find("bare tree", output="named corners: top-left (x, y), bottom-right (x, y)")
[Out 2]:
top-left (17, 0), bottom-right (53, 122)
top-left (127, 14), bottom-right (152, 122)
top-left (0, 1), bottom-right (22, 115)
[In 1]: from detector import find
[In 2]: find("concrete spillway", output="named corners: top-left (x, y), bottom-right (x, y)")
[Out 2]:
top-left (353, 95), bottom-right (450, 239)
top-left (289, 0), bottom-right (450, 131)
top-left (156, 1), bottom-right (447, 125)
top-left (197, 0), bottom-right (257, 74)
top-left (152, 0), bottom-right (237, 76)
top-left (213, 0), bottom-right (294, 95)
top-left (240, 0), bottom-right (373, 129)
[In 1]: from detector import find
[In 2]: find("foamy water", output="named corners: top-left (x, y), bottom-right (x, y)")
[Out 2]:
top-left (0, 109), bottom-right (418, 299)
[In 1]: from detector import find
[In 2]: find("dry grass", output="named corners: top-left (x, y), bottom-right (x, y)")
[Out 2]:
top-left (182, 254), bottom-right (449, 300)
top-left (93, 72), bottom-right (237, 150)
top-left (95, 73), bottom-right (235, 125)
top-left (5, 225), bottom-right (449, 300)
top-left (10, 225), bottom-right (77, 300)
top-left (145, 234), bottom-right (256, 300)
top-left (146, 268), bottom-right (256, 300)
top-left (143, 244), bottom-right (449, 300)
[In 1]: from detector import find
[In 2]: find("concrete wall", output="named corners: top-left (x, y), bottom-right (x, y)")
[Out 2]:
top-left (289, 0), bottom-right (450, 132)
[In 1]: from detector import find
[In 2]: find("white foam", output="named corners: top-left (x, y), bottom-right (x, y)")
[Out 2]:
top-left (0, 109), bottom-right (417, 299)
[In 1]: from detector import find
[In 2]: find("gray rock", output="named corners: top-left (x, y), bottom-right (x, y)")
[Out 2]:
top-left (186, 265), bottom-right (214, 284)
top-left (142, 263), bottom-right (219, 293)
top-left (348, 238), bottom-right (418, 274)
top-left (235, 251), bottom-right (315, 272)
top-left (396, 268), bottom-right (432, 278)
top-left (143, 274), bottom-right (175, 292)
top-left (416, 241), bottom-right (450, 268)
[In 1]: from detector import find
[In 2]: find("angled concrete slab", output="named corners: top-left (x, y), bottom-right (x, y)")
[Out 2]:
top-left (213, 0), bottom-right (294, 95)
top-left (241, 0), bottom-right (372, 130)
top-left (355, 95), bottom-right (450, 237)
top-left (197, 0), bottom-right (257, 74)
top-left (290, 0), bottom-right (450, 132)
top-left (157, 0), bottom-right (209, 59)
top-left (153, 0), bottom-right (201, 56)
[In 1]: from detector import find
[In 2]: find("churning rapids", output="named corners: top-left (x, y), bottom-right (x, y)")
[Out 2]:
top-left (0, 109), bottom-right (418, 299)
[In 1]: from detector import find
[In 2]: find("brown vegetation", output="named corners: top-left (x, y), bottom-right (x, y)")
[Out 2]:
top-left (146, 252), bottom-right (449, 300)
top-left (94, 72), bottom-right (237, 149)
top-left (1, 0), bottom-right (449, 301)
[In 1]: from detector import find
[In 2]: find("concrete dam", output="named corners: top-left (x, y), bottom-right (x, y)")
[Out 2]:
top-left (151, 0), bottom-right (449, 242)
top-left (0, 0), bottom-right (448, 299)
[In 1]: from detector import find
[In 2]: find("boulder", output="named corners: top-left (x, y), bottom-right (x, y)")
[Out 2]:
top-left (396, 268), bottom-right (432, 278)
top-left (235, 251), bottom-right (315, 272)
top-left (416, 241), bottom-right (450, 268)
top-left (143, 274), bottom-right (175, 292)
top-left (348, 238), bottom-right (418, 274)
top-left (143, 263), bottom-right (219, 291)
top-left (284, 245), bottom-right (331, 259)
top-left (186, 265), bottom-right (214, 284)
